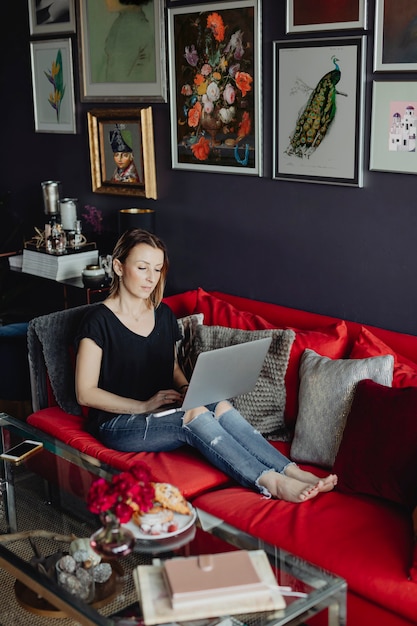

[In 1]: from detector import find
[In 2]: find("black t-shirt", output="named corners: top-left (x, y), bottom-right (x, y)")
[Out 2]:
top-left (75, 303), bottom-right (182, 432)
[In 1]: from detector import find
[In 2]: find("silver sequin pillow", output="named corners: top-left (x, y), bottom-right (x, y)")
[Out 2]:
top-left (176, 314), bottom-right (204, 379)
top-left (290, 349), bottom-right (394, 468)
top-left (192, 325), bottom-right (296, 440)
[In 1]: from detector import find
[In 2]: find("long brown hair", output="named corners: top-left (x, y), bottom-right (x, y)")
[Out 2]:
top-left (109, 228), bottom-right (169, 307)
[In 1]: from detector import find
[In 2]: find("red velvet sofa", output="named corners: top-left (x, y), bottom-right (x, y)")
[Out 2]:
top-left (26, 288), bottom-right (417, 626)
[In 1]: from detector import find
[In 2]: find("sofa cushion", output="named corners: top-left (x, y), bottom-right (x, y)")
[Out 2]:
top-left (283, 322), bottom-right (349, 426)
top-left (291, 350), bottom-right (394, 468)
top-left (27, 407), bottom-right (230, 499)
top-left (334, 379), bottom-right (417, 512)
top-left (176, 313), bottom-right (204, 379)
top-left (192, 289), bottom-right (350, 427)
top-left (192, 325), bottom-right (295, 440)
top-left (410, 547), bottom-right (417, 583)
top-left (28, 305), bottom-right (92, 416)
top-left (193, 287), bottom-right (275, 330)
top-left (164, 290), bottom-right (199, 318)
top-left (349, 326), bottom-right (417, 388)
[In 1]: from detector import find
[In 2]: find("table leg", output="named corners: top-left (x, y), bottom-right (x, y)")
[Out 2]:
top-left (327, 586), bottom-right (347, 626)
top-left (0, 427), bottom-right (17, 533)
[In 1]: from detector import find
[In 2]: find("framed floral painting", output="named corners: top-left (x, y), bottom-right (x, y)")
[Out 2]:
top-left (168, 0), bottom-right (262, 175)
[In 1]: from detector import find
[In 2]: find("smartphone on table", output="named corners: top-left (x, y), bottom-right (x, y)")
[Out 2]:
top-left (0, 440), bottom-right (44, 464)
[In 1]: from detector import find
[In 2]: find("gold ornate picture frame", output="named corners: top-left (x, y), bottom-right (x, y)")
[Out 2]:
top-left (87, 107), bottom-right (157, 199)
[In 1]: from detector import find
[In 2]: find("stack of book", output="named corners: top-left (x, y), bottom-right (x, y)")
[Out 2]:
top-left (7, 254), bottom-right (23, 270)
top-left (133, 549), bottom-right (286, 625)
top-left (22, 247), bottom-right (99, 281)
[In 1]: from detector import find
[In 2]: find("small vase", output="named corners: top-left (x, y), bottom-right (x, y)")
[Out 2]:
top-left (201, 111), bottom-right (222, 147)
top-left (90, 512), bottom-right (135, 559)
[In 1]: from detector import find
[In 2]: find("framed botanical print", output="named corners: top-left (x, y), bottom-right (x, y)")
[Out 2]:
top-left (30, 38), bottom-right (76, 134)
top-left (168, 0), bottom-right (262, 175)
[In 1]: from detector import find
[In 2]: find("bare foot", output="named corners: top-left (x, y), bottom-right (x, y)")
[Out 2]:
top-left (258, 471), bottom-right (321, 503)
top-left (285, 465), bottom-right (337, 493)
top-left (318, 474), bottom-right (338, 493)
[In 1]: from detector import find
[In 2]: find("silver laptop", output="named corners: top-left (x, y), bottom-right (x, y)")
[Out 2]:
top-left (155, 336), bottom-right (272, 416)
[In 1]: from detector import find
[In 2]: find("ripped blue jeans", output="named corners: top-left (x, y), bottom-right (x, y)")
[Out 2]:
top-left (98, 403), bottom-right (293, 494)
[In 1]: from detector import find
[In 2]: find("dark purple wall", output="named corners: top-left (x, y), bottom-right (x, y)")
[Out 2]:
top-left (2, 2), bottom-right (417, 335)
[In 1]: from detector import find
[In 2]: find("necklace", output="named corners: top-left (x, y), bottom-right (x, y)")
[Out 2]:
top-left (130, 309), bottom-right (148, 323)
top-left (113, 307), bottom-right (147, 323)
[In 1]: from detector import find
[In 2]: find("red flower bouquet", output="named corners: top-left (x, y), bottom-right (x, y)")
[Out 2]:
top-left (87, 462), bottom-right (155, 524)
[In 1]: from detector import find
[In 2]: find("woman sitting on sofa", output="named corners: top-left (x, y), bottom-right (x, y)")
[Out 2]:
top-left (75, 229), bottom-right (337, 503)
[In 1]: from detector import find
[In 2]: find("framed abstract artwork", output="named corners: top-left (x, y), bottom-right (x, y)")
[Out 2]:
top-left (28, 0), bottom-right (76, 35)
top-left (168, 0), bottom-right (262, 175)
top-left (286, 0), bottom-right (367, 34)
top-left (273, 37), bottom-right (366, 187)
top-left (370, 82), bottom-right (417, 174)
top-left (78, 0), bottom-right (167, 102)
top-left (30, 38), bottom-right (76, 134)
top-left (87, 108), bottom-right (157, 199)
top-left (374, 0), bottom-right (417, 71)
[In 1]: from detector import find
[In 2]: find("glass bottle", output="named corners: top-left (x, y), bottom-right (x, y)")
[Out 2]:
top-left (46, 214), bottom-right (66, 253)
top-left (74, 220), bottom-right (83, 249)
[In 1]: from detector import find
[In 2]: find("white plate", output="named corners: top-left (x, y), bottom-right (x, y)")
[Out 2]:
top-left (124, 503), bottom-right (197, 540)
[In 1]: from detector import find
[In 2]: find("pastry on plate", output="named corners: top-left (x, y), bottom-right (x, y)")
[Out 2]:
top-left (132, 504), bottom-right (176, 535)
top-left (152, 482), bottom-right (191, 515)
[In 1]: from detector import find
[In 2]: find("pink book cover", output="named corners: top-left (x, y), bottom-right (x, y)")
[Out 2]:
top-left (163, 550), bottom-right (275, 606)
top-left (133, 550), bottom-right (286, 624)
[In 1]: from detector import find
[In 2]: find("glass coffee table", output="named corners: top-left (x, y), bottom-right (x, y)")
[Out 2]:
top-left (0, 413), bottom-right (347, 626)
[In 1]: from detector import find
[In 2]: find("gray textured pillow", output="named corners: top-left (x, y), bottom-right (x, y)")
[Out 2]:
top-left (290, 349), bottom-right (394, 468)
top-left (176, 313), bottom-right (204, 379)
top-left (28, 305), bottom-right (93, 416)
top-left (192, 325), bottom-right (296, 440)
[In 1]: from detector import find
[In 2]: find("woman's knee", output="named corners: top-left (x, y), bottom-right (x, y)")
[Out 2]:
top-left (214, 400), bottom-right (233, 417)
top-left (183, 406), bottom-right (209, 424)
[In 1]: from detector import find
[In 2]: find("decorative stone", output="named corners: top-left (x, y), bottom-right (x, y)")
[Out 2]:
top-left (92, 562), bottom-right (112, 583)
top-left (58, 555), bottom-right (76, 573)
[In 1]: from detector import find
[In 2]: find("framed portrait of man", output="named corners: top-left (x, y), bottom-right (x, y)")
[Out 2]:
top-left (87, 108), bottom-right (157, 198)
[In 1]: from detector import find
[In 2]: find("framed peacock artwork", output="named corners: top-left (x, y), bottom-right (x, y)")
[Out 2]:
top-left (273, 36), bottom-right (366, 187)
